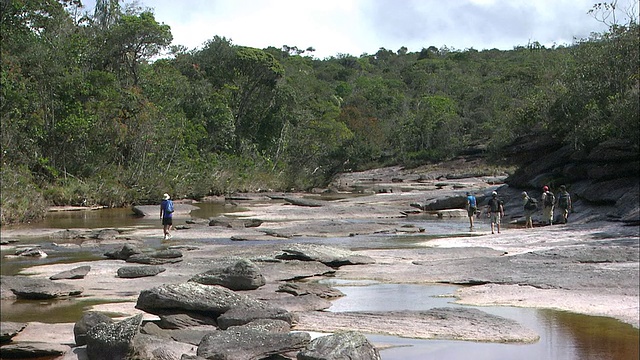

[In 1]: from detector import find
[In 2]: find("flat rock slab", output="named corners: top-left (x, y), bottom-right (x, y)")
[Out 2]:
top-left (0, 341), bottom-right (70, 358)
top-left (50, 265), bottom-right (91, 280)
top-left (295, 307), bottom-right (540, 343)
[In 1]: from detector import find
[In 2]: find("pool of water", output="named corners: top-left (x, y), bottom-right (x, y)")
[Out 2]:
top-left (325, 283), bottom-right (639, 360)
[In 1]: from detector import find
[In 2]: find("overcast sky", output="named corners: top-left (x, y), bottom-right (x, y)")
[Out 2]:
top-left (87, 0), bottom-right (638, 58)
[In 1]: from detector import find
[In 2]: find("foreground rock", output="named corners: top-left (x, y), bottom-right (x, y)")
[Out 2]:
top-left (298, 331), bottom-right (381, 360)
top-left (196, 327), bottom-right (310, 360)
top-left (190, 259), bottom-right (266, 290)
top-left (86, 314), bottom-right (143, 360)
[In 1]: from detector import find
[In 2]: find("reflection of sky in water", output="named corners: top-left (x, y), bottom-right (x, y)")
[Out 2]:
top-left (326, 284), bottom-right (639, 360)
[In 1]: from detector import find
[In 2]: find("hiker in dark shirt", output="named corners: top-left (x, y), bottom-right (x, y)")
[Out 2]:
top-left (466, 192), bottom-right (477, 230)
top-left (486, 191), bottom-right (504, 234)
top-left (556, 185), bottom-right (572, 224)
top-left (522, 191), bottom-right (536, 228)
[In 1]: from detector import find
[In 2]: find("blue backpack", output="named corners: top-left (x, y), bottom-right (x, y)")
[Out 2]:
top-left (165, 200), bottom-right (174, 213)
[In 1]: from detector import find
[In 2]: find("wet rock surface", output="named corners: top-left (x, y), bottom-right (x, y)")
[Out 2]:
top-left (0, 159), bottom-right (638, 359)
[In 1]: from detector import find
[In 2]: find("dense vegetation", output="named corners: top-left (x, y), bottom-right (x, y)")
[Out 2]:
top-left (1, 0), bottom-right (638, 225)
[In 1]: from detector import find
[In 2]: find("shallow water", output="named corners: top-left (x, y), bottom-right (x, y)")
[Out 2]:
top-left (326, 283), bottom-right (639, 360)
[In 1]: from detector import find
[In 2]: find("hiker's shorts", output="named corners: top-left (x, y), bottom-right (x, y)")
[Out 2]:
top-left (162, 217), bottom-right (173, 226)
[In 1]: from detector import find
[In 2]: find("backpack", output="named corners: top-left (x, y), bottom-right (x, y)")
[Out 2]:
top-left (558, 192), bottom-right (570, 208)
top-left (524, 198), bottom-right (538, 210)
top-left (165, 200), bottom-right (174, 213)
top-left (544, 192), bottom-right (555, 207)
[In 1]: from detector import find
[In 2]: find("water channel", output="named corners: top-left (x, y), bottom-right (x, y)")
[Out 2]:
top-left (1, 204), bottom-right (638, 360)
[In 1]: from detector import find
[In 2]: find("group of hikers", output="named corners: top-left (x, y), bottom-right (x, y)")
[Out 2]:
top-left (466, 185), bottom-right (572, 234)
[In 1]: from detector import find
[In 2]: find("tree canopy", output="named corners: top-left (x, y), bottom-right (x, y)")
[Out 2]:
top-left (1, 0), bottom-right (638, 224)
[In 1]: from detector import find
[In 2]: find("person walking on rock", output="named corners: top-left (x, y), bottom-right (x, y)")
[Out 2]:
top-left (486, 191), bottom-right (504, 234)
top-left (556, 185), bottom-right (572, 224)
top-left (541, 185), bottom-right (555, 225)
top-left (160, 193), bottom-right (174, 240)
top-left (466, 192), bottom-right (477, 230)
top-left (522, 191), bottom-right (537, 228)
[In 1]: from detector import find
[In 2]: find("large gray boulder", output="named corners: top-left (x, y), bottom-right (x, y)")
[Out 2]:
top-left (86, 314), bottom-right (143, 360)
top-left (189, 259), bottom-right (266, 290)
top-left (196, 327), bottom-right (310, 360)
top-left (297, 331), bottom-right (381, 360)
top-left (135, 283), bottom-right (264, 316)
top-left (74, 311), bottom-right (114, 346)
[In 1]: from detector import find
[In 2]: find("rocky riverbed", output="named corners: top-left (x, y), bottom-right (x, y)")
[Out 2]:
top-left (1, 160), bottom-right (638, 359)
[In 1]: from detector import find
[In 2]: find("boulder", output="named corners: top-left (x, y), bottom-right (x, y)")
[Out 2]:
top-left (104, 244), bottom-right (142, 260)
top-left (74, 311), bottom-right (114, 346)
top-left (117, 265), bottom-right (166, 278)
top-left (208, 217), bottom-right (263, 228)
top-left (0, 322), bottom-right (27, 343)
top-left (276, 244), bottom-right (376, 267)
top-left (216, 304), bottom-right (297, 330)
top-left (50, 265), bottom-right (91, 280)
top-left (196, 327), bottom-right (310, 360)
top-left (135, 283), bottom-right (264, 316)
top-left (126, 250), bottom-right (183, 265)
top-left (267, 293), bottom-right (333, 312)
top-left (1, 275), bottom-right (83, 300)
top-left (155, 312), bottom-right (217, 329)
top-left (86, 314), bottom-right (143, 360)
top-left (131, 333), bottom-right (198, 360)
top-left (15, 247), bottom-right (47, 258)
top-left (189, 259), bottom-right (266, 290)
top-left (297, 331), bottom-right (381, 360)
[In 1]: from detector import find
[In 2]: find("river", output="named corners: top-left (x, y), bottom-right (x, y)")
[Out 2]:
top-left (1, 205), bottom-right (638, 360)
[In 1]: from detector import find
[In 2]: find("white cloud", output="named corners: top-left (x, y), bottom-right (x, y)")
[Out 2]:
top-left (86, 0), bottom-right (637, 58)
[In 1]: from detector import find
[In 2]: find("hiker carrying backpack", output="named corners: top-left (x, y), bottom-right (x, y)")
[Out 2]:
top-left (524, 197), bottom-right (538, 211)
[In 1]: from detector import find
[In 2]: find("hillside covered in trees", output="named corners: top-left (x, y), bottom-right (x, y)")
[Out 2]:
top-left (1, 0), bottom-right (638, 225)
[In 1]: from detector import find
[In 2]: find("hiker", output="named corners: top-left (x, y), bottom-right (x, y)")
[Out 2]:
top-left (556, 185), bottom-right (572, 224)
top-left (160, 193), bottom-right (174, 240)
top-left (486, 191), bottom-right (504, 234)
top-left (541, 185), bottom-right (555, 225)
top-left (522, 191), bottom-right (536, 228)
top-left (466, 192), bottom-right (477, 230)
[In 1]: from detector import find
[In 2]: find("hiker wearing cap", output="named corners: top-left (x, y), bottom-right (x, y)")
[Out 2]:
top-left (466, 192), bottom-right (477, 230)
top-left (160, 193), bottom-right (174, 240)
top-left (541, 185), bottom-right (555, 225)
top-left (486, 191), bottom-right (504, 234)
top-left (556, 185), bottom-right (572, 224)
top-left (522, 191), bottom-right (536, 228)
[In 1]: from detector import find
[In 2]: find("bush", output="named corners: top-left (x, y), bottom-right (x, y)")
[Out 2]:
top-left (0, 165), bottom-right (47, 225)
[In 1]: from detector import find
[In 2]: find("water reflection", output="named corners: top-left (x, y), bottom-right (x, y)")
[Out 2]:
top-left (325, 284), bottom-right (639, 360)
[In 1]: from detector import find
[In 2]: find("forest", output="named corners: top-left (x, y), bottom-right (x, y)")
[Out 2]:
top-left (1, 0), bottom-right (638, 225)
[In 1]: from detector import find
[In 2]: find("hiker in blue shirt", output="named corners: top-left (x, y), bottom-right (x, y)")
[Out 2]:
top-left (466, 192), bottom-right (477, 230)
top-left (160, 193), bottom-right (174, 240)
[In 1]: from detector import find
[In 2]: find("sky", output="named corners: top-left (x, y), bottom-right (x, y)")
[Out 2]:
top-left (86, 0), bottom-right (638, 59)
